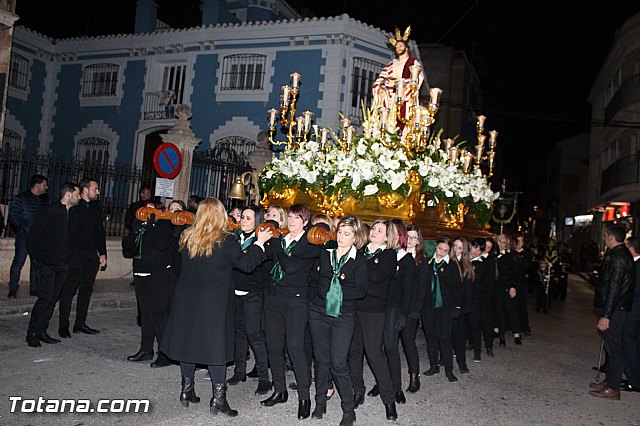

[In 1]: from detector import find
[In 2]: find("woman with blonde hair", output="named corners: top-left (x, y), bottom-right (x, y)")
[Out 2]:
top-left (452, 237), bottom-right (475, 374)
top-left (161, 197), bottom-right (271, 417)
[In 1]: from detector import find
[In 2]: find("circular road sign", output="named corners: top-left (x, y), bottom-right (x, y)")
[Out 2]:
top-left (153, 142), bottom-right (182, 179)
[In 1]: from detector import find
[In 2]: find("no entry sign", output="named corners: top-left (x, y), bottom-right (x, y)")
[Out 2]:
top-left (153, 142), bottom-right (182, 179)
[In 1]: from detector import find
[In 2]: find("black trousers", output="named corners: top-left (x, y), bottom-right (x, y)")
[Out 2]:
top-left (451, 315), bottom-right (467, 369)
top-left (348, 311), bottom-right (395, 405)
top-left (400, 317), bottom-right (420, 375)
top-left (59, 250), bottom-right (100, 328)
top-left (383, 306), bottom-right (403, 391)
top-left (27, 261), bottom-right (68, 336)
top-left (536, 280), bottom-right (551, 311)
top-left (604, 310), bottom-right (628, 390)
top-left (233, 291), bottom-right (269, 382)
top-left (622, 319), bottom-right (640, 387)
top-left (469, 298), bottom-right (493, 355)
top-left (517, 282), bottom-right (531, 333)
top-left (134, 269), bottom-right (175, 353)
top-left (309, 304), bottom-right (355, 413)
top-left (264, 294), bottom-right (310, 400)
top-left (504, 293), bottom-right (520, 336)
top-left (422, 306), bottom-right (454, 372)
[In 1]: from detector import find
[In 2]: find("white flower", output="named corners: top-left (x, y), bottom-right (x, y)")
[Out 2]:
top-left (428, 177), bottom-right (439, 187)
top-left (364, 183), bottom-right (379, 196)
top-left (389, 172), bottom-right (405, 190)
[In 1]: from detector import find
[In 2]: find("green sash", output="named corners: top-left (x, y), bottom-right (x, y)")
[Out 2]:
top-left (431, 259), bottom-right (445, 308)
top-left (364, 245), bottom-right (382, 260)
top-left (270, 237), bottom-right (298, 283)
top-left (326, 249), bottom-right (351, 318)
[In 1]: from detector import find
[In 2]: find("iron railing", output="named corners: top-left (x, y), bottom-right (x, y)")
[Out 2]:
top-left (605, 74), bottom-right (640, 125)
top-left (143, 91), bottom-right (179, 120)
top-left (0, 143), bottom-right (253, 237)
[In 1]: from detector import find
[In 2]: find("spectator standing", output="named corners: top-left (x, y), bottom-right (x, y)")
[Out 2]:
top-left (7, 174), bottom-right (49, 298)
top-left (124, 186), bottom-right (152, 231)
top-left (57, 178), bottom-right (107, 337)
top-left (589, 224), bottom-right (634, 400)
top-left (25, 183), bottom-right (79, 347)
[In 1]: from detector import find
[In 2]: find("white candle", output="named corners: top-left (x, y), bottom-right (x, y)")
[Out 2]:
top-left (409, 64), bottom-right (421, 83)
top-left (268, 108), bottom-right (277, 127)
top-left (396, 80), bottom-right (405, 101)
top-left (290, 72), bottom-right (301, 90)
top-left (320, 128), bottom-right (329, 148)
top-left (303, 111), bottom-right (313, 131)
top-left (281, 85), bottom-right (290, 105)
top-left (296, 116), bottom-right (304, 137)
top-left (429, 88), bottom-right (443, 106)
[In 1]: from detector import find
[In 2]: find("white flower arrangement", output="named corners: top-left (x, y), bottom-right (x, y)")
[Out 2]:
top-left (260, 131), bottom-right (499, 225)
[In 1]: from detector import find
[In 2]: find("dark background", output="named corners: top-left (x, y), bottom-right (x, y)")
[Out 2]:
top-left (13, 0), bottom-right (640, 215)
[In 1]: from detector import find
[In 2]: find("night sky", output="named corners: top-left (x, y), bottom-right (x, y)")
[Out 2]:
top-left (13, 0), bottom-right (640, 213)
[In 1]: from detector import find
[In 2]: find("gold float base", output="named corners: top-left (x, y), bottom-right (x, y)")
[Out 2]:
top-left (260, 188), bottom-right (493, 239)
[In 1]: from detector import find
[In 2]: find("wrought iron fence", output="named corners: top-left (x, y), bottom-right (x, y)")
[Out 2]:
top-left (0, 144), bottom-right (252, 237)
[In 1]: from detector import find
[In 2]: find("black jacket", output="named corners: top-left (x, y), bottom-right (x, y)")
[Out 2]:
top-left (629, 259), bottom-right (640, 321)
top-left (496, 251), bottom-right (516, 294)
top-left (598, 244), bottom-right (635, 318)
top-left (27, 202), bottom-right (71, 265)
top-left (356, 248), bottom-right (396, 313)
top-left (312, 248), bottom-right (368, 314)
top-left (69, 199), bottom-right (107, 256)
top-left (265, 231), bottom-right (322, 299)
top-left (232, 231), bottom-right (265, 293)
top-left (127, 219), bottom-right (179, 274)
top-left (9, 191), bottom-right (48, 238)
top-left (471, 257), bottom-right (493, 302)
top-left (387, 251), bottom-right (416, 315)
top-left (418, 256), bottom-right (463, 310)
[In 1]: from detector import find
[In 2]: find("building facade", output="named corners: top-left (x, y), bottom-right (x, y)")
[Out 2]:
top-left (587, 12), bottom-right (640, 239)
top-left (4, 0), bottom-right (403, 174)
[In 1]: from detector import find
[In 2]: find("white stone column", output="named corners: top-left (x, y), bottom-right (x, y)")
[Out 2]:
top-left (159, 105), bottom-right (201, 203)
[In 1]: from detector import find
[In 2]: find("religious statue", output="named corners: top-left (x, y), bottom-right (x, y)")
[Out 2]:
top-left (373, 26), bottom-right (425, 130)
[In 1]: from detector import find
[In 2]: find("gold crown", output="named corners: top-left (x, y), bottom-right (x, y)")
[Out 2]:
top-left (388, 26), bottom-right (411, 47)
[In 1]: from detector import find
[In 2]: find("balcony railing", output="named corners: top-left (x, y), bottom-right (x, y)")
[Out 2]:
top-left (605, 74), bottom-right (640, 125)
top-left (600, 154), bottom-right (640, 194)
top-left (143, 91), bottom-right (181, 120)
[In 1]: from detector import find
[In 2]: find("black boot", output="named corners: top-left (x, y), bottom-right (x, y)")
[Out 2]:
top-left (260, 390), bottom-right (288, 406)
top-left (210, 383), bottom-right (238, 417)
top-left (395, 390), bottom-right (406, 404)
top-left (179, 376), bottom-right (201, 408)
top-left (311, 400), bottom-right (326, 419)
top-left (406, 373), bottom-right (420, 393)
top-left (340, 411), bottom-right (356, 426)
top-left (297, 399), bottom-right (311, 419)
top-left (385, 402), bottom-right (398, 421)
top-left (367, 384), bottom-right (379, 397)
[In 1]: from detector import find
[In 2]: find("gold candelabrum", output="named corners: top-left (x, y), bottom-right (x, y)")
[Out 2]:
top-left (268, 72), bottom-right (318, 150)
top-left (473, 115), bottom-right (498, 177)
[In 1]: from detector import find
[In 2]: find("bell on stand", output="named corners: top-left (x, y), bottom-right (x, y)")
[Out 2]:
top-left (228, 177), bottom-right (247, 201)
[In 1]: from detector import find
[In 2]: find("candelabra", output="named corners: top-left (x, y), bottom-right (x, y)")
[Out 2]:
top-left (268, 72), bottom-right (313, 150)
top-left (473, 115), bottom-right (498, 177)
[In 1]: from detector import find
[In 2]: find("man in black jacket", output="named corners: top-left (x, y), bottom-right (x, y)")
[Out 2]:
top-left (58, 178), bottom-right (107, 337)
top-left (26, 183), bottom-right (79, 347)
top-left (589, 224), bottom-right (635, 400)
top-left (7, 174), bottom-right (49, 298)
top-left (621, 236), bottom-right (640, 392)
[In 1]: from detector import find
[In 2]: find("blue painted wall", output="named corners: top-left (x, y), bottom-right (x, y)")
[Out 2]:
top-left (50, 60), bottom-right (146, 162)
top-left (5, 58), bottom-right (46, 152)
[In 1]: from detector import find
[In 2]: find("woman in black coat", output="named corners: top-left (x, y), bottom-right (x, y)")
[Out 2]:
top-left (309, 215), bottom-right (368, 426)
top-left (419, 237), bottom-right (463, 383)
top-left (161, 198), bottom-right (271, 417)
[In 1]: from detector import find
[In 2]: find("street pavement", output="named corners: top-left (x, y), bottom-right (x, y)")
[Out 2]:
top-left (0, 274), bottom-right (638, 425)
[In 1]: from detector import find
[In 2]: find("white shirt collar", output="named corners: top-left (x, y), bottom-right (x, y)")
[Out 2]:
top-left (634, 255), bottom-right (640, 262)
top-left (328, 245), bottom-right (357, 264)
top-left (472, 255), bottom-right (484, 262)
top-left (397, 248), bottom-right (408, 261)
top-left (285, 230), bottom-right (305, 245)
top-left (481, 252), bottom-right (489, 258)
top-left (367, 243), bottom-right (387, 252)
top-left (432, 254), bottom-right (450, 264)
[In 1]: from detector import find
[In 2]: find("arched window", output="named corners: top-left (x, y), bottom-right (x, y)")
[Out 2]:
top-left (2, 128), bottom-right (22, 151)
top-left (77, 137), bottom-right (111, 165)
top-left (82, 64), bottom-right (119, 97)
